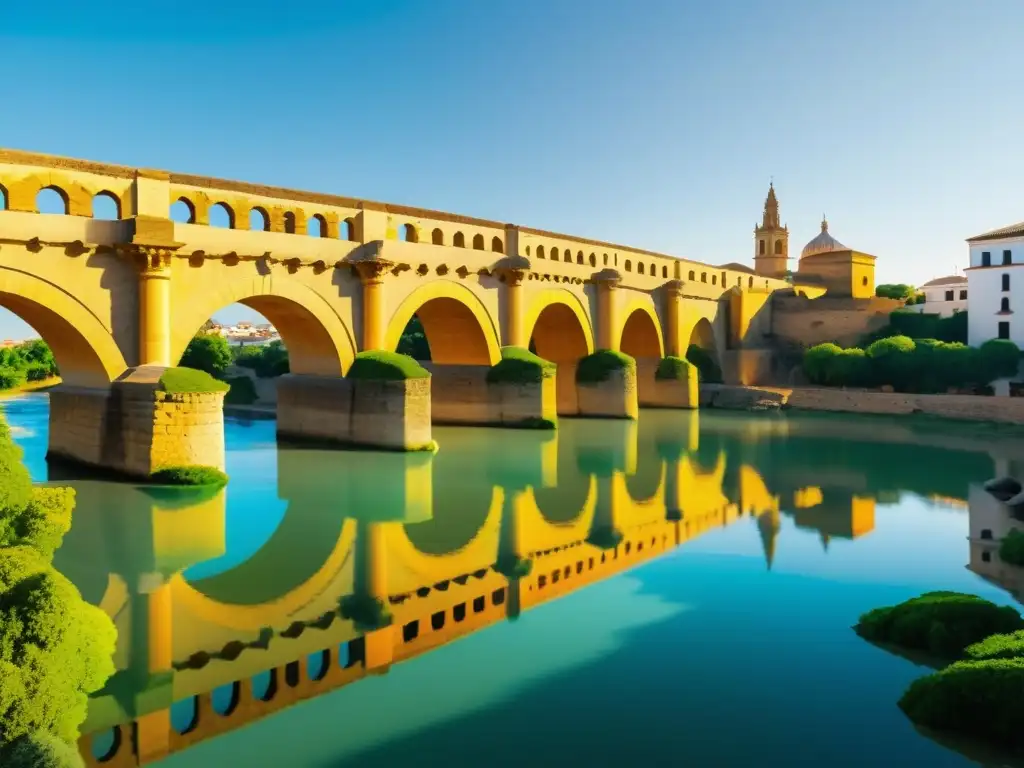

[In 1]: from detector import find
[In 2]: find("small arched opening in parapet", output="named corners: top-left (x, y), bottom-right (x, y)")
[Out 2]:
top-left (399, 223), bottom-right (418, 243)
top-left (250, 207), bottom-right (271, 231)
top-left (700, 272), bottom-right (707, 283)
top-left (525, 245), bottom-right (531, 256)
top-left (688, 270), bottom-right (695, 280)
top-left (721, 271), bottom-right (726, 285)
top-left (662, 266), bottom-right (668, 279)
top-left (625, 260), bottom-right (632, 272)
top-left (36, 186), bottom-right (69, 215)
top-left (638, 263), bottom-right (645, 275)
top-left (0, 184), bottom-right (8, 210)
top-left (619, 306), bottom-right (664, 362)
top-left (748, 276), bottom-right (754, 288)
top-left (492, 236), bottom-right (504, 253)
top-left (603, 253), bottom-right (608, 265)
top-left (686, 317), bottom-right (722, 384)
top-left (472, 233), bottom-right (485, 250)
top-left (341, 217), bottom-right (356, 241)
top-left (537, 245), bottom-right (545, 259)
top-left (309, 214), bottom-right (328, 238)
top-left (283, 211), bottom-right (297, 234)
top-left (209, 203), bottom-right (235, 229)
top-left (170, 697), bottom-right (199, 736)
top-left (389, 283), bottom-right (500, 367)
top-left (564, 250), bottom-right (573, 263)
top-left (91, 191), bottom-right (121, 220)
top-left (711, 274), bottom-right (717, 286)
top-left (431, 228), bottom-right (444, 245)
top-left (171, 197), bottom-right (196, 224)
top-left (650, 262), bottom-right (656, 276)
top-left (453, 231), bottom-right (466, 248)
top-left (526, 293), bottom-right (594, 416)
top-left (590, 253), bottom-right (596, 267)
top-left (550, 247), bottom-right (559, 260)
top-left (577, 251), bottom-right (584, 265)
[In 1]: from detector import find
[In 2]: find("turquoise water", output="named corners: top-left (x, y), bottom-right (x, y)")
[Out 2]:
top-left (4, 392), bottom-right (1022, 767)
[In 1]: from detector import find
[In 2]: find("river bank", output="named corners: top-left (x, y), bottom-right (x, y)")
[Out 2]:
top-left (0, 377), bottom-right (61, 397)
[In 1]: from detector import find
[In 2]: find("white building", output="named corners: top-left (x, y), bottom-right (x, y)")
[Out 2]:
top-left (910, 275), bottom-right (968, 317)
top-left (966, 220), bottom-right (1024, 347)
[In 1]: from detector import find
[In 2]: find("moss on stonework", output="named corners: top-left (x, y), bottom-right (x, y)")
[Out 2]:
top-left (508, 417), bottom-right (557, 430)
top-left (655, 355), bottom-right (696, 381)
top-left (158, 367), bottom-right (230, 394)
top-left (347, 350), bottom-right (430, 381)
top-left (486, 346), bottom-right (556, 385)
top-left (149, 466), bottom-right (229, 488)
top-left (575, 349), bottom-right (636, 384)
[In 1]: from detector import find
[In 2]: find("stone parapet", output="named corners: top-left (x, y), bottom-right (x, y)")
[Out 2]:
top-left (576, 368), bottom-right (639, 419)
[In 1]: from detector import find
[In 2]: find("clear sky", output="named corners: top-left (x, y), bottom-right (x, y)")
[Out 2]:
top-left (1, 0), bottom-right (1022, 339)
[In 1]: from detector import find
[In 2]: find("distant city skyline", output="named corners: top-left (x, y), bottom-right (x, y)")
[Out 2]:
top-left (1, 0), bottom-right (1022, 339)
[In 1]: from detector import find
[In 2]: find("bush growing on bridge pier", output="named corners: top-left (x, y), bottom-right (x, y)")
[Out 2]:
top-left (685, 345), bottom-right (722, 383)
top-left (654, 355), bottom-right (696, 381)
top-left (0, 417), bottom-right (116, 763)
top-left (347, 350), bottom-right (430, 381)
top-left (486, 346), bottom-right (556, 384)
top-left (575, 350), bottom-right (635, 384)
top-left (157, 367), bottom-right (231, 394)
top-left (149, 465), bottom-right (229, 487)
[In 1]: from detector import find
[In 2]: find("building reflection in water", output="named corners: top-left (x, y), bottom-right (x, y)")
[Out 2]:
top-left (54, 409), bottom-right (1006, 767)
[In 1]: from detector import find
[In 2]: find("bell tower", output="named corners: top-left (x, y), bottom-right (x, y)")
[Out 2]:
top-left (753, 182), bottom-right (789, 279)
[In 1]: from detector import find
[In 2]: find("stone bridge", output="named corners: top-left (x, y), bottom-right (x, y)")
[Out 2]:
top-left (0, 148), bottom-right (787, 476)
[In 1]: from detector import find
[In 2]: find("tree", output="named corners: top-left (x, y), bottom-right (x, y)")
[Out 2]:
top-left (397, 315), bottom-right (431, 360)
top-left (876, 284), bottom-right (916, 301)
top-left (179, 333), bottom-right (233, 378)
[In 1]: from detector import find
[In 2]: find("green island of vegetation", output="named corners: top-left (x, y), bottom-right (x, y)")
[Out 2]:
top-left (855, 591), bottom-right (1024, 753)
top-left (655, 355), bottom-right (696, 381)
top-left (148, 465), bottom-right (229, 488)
top-left (576, 349), bottom-right (636, 384)
top-left (486, 346), bottom-right (556, 384)
top-left (157, 366), bottom-right (230, 394)
top-left (347, 350), bottom-right (431, 381)
top-left (0, 417), bottom-right (117, 767)
top-left (685, 345), bottom-right (722, 383)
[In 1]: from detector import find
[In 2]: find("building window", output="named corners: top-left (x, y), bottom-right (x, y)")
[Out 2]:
top-left (759, 239), bottom-right (765, 255)
top-left (960, 289), bottom-right (967, 300)
top-left (1004, 250), bottom-right (1013, 265)
top-left (1001, 297), bottom-right (1011, 313)
top-left (945, 290), bottom-right (954, 301)
top-left (982, 251), bottom-right (991, 267)
top-left (862, 276), bottom-right (868, 286)
top-left (1003, 274), bottom-right (1011, 292)
top-left (999, 321), bottom-right (1011, 339)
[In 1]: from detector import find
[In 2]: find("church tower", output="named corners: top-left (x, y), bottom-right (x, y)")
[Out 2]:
top-left (754, 183), bottom-right (789, 279)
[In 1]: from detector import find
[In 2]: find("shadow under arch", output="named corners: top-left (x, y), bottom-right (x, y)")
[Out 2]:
top-left (618, 301), bottom-right (665, 360)
top-left (0, 270), bottom-right (128, 386)
top-left (531, 428), bottom-right (596, 525)
top-left (384, 280), bottom-right (501, 366)
top-left (170, 278), bottom-right (356, 376)
top-left (524, 477), bottom-right (597, 550)
top-left (525, 289), bottom-right (595, 415)
top-left (686, 316), bottom-right (721, 379)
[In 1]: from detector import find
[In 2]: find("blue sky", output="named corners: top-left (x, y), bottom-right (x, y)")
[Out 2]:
top-left (1, 0), bottom-right (1022, 339)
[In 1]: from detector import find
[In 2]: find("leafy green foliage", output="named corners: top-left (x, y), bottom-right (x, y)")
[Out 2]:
top-left (978, 339), bottom-right (1021, 381)
top-left (686, 344), bottom-right (722, 383)
top-left (654, 356), bottom-right (696, 381)
top-left (494, 555), bottom-right (533, 579)
top-left (898, 657), bottom-right (1024, 750)
top-left (223, 375), bottom-right (258, 405)
top-left (347, 350), bottom-right (430, 381)
top-left (0, 412), bottom-right (117, 754)
top-left (866, 335), bottom-right (917, 387)
top-left (486, 346), bottom-right (555, 384)
top-left (339, 594), bottom-right (393, 631)
top-left (179, 332), bottom-right (233, 378)
top-left (0, 366), bottom-right (27, 391)
top-left (854, 591), bottom-right (1024, 659)
top-left (876, 283), bottom-right (916, 300)
top-left (860, 310), bottom-right (969, 346)
top-left (575, 350), bottom-right (635, 384)
top-left (157, 367), bottom-right (230, 394)
top-left (397, 315), bottom-right (431, 361)
top-left (965, 629), bottom-right (1024, 661)
top-left (998, 530), bottom-right (1024, 567)
top-left (1, 729), bottom-right (86, 767)
top-left (232, 340), bottom-right (289, 378)
top-left (0, 340), bottom-right (60, 391)
top-left (149, 466), bottom-right (229, 487)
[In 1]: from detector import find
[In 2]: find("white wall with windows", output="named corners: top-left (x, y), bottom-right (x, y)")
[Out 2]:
top-left (907, 276), bottom-right (967, 317)
top-left (967, 234), bottom-right (1024, 346)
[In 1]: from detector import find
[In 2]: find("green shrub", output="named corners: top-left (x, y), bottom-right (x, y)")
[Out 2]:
top-left (898, 657), bottom-right (1024, 750)
top-left (828, 347), bottom-right (871, 387)
top-left (339, 594), bottom-right (392, 630)
top-left (978, 339), bottom-right (1021, 382)
top-left (999, 530), bottom-right (1024, 566)
top-left (23, 363), bottom-right (52, 383)
top-left (576, 349), bottom-right (636, 384)
top-left (486, 346), bottom-right (556, 384)
top-left (686, 345), bottom-right (722, 383)
top-left (0, 487), bottom-right (75, 558)
top-left (223, 375), bottom-right (258, 405)
top-left (876, 283), bottom-right (916, 300)
top-left (149, 466), bottom-right (229, 487)
top-left (587, 525), bottom-right (624, 550)
top-left (654, 356), bottom-right (696, 381)
top-left (347, 350), bottom-right (430, 381)
top-left (0, 421), bottom-right (32, 515)
top-left (937, 311), bottom-right (968, 344)
top-left (965, 629), bottom-right (1024, 661)
top-left (1, 730), bottom-right (85, 768)
top-left (866, 335), bottom-right (917, 389)
top-left (803, 343), bottom-right (842, 385)
top-left (158, 367), bottom-right (230, 394)
top-left (396, 315), bottom-right (431, 361)
top-left (854, 591), bottom-right (1024, 659)
top-left (494, 555), bottom-right (533, 579)
top-left (231, 344), bottom-right (264, 369)
top-left (179, 332), bottom-right (233, 378)
top-left (0, 365), bottom-right (27, 391)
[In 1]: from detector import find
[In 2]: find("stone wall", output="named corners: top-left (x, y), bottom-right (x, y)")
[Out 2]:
top-left (771, 295), bottom-right (904, 349)
top-left (577, 368), bottom-right (639, 419)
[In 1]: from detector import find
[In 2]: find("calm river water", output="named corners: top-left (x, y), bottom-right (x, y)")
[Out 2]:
top-left (5, 392), bottom-right (1023, 767)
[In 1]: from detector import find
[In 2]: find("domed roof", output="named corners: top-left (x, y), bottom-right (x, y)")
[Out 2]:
top-left (801, 217), bottom-right (847, 259)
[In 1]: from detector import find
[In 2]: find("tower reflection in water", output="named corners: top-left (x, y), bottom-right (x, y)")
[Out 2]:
top-left (53, 410), bottom-right (901, 767)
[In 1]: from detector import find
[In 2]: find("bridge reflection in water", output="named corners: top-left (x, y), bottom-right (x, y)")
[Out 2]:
top-left (55, 410), bottom-right (903, 766)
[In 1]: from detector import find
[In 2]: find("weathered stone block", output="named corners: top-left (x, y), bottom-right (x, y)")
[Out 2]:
top-left (489, 375), bottom-right (558, 427)
top-left (576, 368), bottom-right (638, 419)
top-left (351, 376), bottom-right (433, 450)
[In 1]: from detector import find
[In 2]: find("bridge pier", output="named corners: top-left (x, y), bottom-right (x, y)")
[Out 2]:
top-left (426, 363), bottom-right (558, 428)
top-left (47, 366), bottom-right (226, 480)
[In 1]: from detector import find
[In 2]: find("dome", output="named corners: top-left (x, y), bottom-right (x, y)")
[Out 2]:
top-left (801, 217), bottom-right (847, 259)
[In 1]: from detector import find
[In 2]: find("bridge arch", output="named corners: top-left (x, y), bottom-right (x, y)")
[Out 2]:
top-left (524, 289), bottom-right (595, 360)
top-left (385, 280), bottom-right (501, 366)
top-left (171, 278), bottom-right (356, 376)
top-left (0, 269), bottom-right (128, 386)
top-left (685, 316), bottom-right (722, 382)
top-left (618, 301), bottom-right (665, 360)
